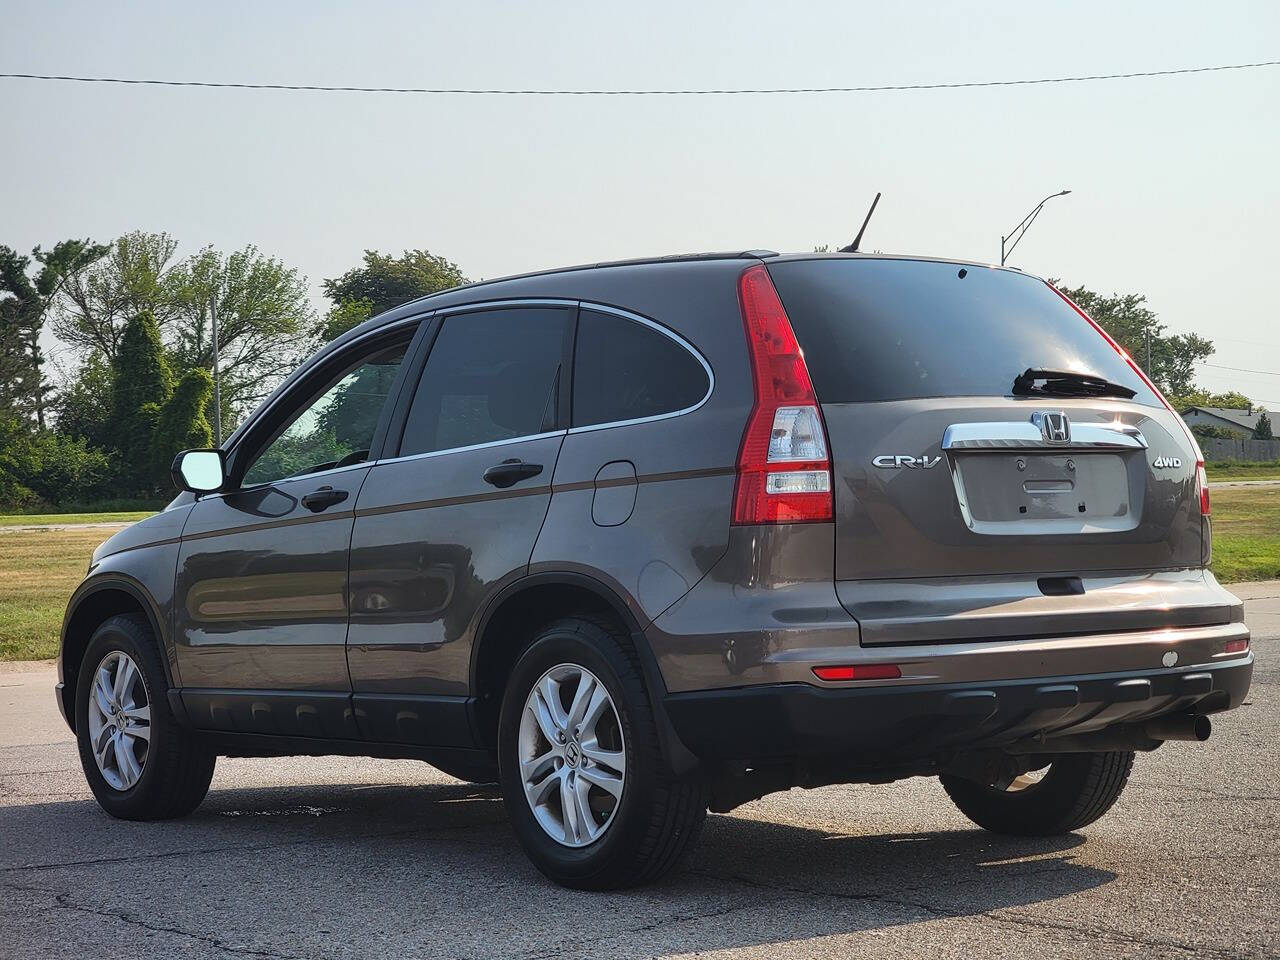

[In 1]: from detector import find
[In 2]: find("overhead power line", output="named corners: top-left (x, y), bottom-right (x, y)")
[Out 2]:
top-left (1198, 361), bottom-right (1280, 377)
top-left (1, 59), bottom-right (1277, 96)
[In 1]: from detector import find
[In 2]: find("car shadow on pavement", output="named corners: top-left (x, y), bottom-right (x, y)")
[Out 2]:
top-left (1, 779), bottom-right (1115, 958)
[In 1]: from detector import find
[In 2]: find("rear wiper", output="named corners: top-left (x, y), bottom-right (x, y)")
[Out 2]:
top-left (1011, 368), bottom-right (1137, 400)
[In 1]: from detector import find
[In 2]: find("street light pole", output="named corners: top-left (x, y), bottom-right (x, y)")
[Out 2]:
top-left (210, 287), bottom-right (222, 446)
top-left (1000, 189), bottom-right (1072, 266)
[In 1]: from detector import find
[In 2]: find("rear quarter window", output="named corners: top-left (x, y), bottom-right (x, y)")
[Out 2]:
top-left (766, 259), bottom-right (1159, 406)
top-left (572, 309), bottom-right (710, 427)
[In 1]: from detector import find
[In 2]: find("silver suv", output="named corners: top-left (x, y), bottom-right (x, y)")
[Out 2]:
top-left (58, 252), bottom-right (1253, 888)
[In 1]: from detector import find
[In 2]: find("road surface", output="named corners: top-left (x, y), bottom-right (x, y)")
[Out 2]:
top-left (1, 584), bottom-right (1276, 959)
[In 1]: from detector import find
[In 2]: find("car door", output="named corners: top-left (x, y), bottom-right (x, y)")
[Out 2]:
top-left (174, 321), bottom-right (421, 738)
top-left (346, 303), bottom-right (573, 747)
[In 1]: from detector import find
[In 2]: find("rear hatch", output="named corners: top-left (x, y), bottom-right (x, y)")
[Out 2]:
top-left (767, 256), bottom-right (1224, 644)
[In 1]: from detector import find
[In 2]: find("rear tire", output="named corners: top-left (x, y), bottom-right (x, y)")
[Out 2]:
top-left (497, 615), bottom-right (705, 889)
top-left (940, 751), bottom-right (1134, 835)
top-left (74, 614), bottom-right (216, 820)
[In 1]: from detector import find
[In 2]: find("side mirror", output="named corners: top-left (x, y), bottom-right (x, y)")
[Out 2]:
top-left (171, 449), bottom-right (226, 494)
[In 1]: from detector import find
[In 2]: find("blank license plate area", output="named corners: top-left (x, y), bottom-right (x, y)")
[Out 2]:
top-left (954, 452), bottom-right (1135, 533)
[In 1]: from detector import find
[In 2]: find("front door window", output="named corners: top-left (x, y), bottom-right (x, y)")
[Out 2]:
top-left (244, 342), bottom-right (407, 486)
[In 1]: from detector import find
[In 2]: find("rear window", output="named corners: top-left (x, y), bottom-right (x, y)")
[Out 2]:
top-left (767, 259), bottom-right (1159, 406)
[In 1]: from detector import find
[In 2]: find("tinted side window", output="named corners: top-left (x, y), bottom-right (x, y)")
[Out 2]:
top-left (399, 308), bottom-right (570, 456)
top-left (768, 259), bottom-right (1160, 406)
top-left (572, 310), bottom-right (709, 428)
top-left (244, 340), bottom-right (408, 486)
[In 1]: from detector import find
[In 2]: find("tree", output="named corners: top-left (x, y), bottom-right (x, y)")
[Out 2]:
top-left (1168, 388), bottom-right (1254, 411)
top-left (111, 311), bottom-right (174, 494)
top-left (52, 353), bottom-right (115, 451)
top-left (323, 249), bottom-right (467, 319)
top-left (315, 296), bottom-right (374, 343)
top-left (54, 231), bottom-right (184, 361)
top-left (151, 369), bottom-right (213, 482)
top-left (0, 239), bottom-right (107, 427)
top-left (1255, 410), bottom-right (1274, 441)
top-left (52, 232), bottom-right (314, 427)
top-left (168, 244), bottom-right (314, 423)
top-left (1052, 284), bottom-right (1214, 397)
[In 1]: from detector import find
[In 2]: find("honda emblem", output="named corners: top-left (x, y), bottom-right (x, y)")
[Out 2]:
top-left (1033, 411), bottom-right (1071, 444)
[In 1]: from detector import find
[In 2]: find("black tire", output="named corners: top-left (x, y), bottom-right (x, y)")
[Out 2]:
top-left (497, 615), bottom-right (705, 889)
top-left (74, 614), bottom-right (216, 820)
top-left (940, 751), bottom-right (1135, 836)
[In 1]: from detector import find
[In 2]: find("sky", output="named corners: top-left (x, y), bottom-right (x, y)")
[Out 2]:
top-left (3, 0), bottom-right (1279, 405)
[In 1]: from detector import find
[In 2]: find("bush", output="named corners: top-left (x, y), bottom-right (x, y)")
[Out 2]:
top-left (1191, 424), bottom-right (1238, 441)
top-left (150, 369), bottom-right (213, 485)
top-left (24, 433), bottom-right (113, 504)
top-left (0, 416), bottom-right (113, 508)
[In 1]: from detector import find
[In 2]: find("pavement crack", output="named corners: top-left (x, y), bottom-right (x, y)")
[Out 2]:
top-left (0, 821), bottom-right (508, 875)
top-left (685, 868), bottom-right (1259, 959)
top-left (512, 898), bottom-right (761, 960)
top-left (2, 879), bottom-right (303, 959)
top-left (1140, 782), bottom-right (1280, 802)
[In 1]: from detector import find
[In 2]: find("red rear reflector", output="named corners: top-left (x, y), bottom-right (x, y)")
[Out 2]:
top-left (812, 664), bottom-right (902, 682)
top-left (733, 264), bottom-right (834, 524)
top-left (1223, 638), bottom-right (1249, 655)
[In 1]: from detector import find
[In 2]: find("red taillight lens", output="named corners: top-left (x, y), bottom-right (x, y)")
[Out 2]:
top-left (733, 265), bottom-right (833, 524)
top-left (1196, 460), bottom-right (1211, 516)
top-left (813, 664), bottom-right (902, 682)
top-left (1223, 638), bottom-right (1249, 655)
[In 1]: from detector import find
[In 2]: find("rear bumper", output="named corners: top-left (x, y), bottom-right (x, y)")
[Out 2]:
top-left (664, 654), bottom-right (1253, 765)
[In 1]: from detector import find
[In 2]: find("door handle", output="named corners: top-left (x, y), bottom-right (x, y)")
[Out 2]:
top-left (482, 459), bottom-right (544, 489)
top-left (300, 485), bottom-right (349, 512)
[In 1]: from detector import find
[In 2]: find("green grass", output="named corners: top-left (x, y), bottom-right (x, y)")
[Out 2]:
top-left (1209, 486), bottom-right (1280, 582)
top-left (1207, 460), bottom-right (1280, 482)
top-left (0, 511), bottom-right (153, 527)
top-left (1, 489), bottom-right (1277, 661)
top-left (0, 498), bottom-right (166, 515)
top-left (0, 528), bottom-right (118, 661)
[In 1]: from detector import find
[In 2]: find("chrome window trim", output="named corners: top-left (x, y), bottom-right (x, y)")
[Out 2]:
top-left (375, 430), bottom-right (567, 467)
top-left (567, 302), bottom-right (715, 435)
top-left (942, 421), bottom-right (1148, 452)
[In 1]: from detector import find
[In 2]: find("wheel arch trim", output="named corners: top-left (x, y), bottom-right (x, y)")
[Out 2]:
top-left (60, 575), bottom-right (175, 731)
top-left (469, 571), bottom-right (700, 774)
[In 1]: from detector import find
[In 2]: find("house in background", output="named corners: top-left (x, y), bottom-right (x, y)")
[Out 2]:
top-left (1179, 405), bottom-right (1265, 438)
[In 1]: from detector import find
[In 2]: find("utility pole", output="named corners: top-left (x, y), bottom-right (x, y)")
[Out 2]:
top-left (1001, 190), bottom-right (1072, 266)
top-left (1145, 325), bottom-right (1152, 375)
top-left (210, 287), bottom-right (222, 446)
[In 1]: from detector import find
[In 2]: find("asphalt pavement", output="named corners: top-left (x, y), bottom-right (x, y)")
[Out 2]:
top-left (1, 584), bottom-right (1276, 959)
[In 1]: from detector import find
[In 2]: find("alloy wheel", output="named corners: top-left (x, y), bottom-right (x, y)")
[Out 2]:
top-left (86, 651), bottom-right (151, 790)
top-left (518, 663), bottom-right (626, 848)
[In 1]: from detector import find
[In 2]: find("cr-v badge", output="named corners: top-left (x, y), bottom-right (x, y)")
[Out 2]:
top-left (873, 454), bottom-right (942, 469)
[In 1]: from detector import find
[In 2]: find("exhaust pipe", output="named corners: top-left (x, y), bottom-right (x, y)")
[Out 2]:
top-left (1015, 714), bottom-right (1212, 754)
top-left (1144, 713), bottom-right (1212, 742)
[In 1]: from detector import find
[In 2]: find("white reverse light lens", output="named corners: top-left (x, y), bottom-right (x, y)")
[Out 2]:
top-left (765, 470), bottom-right (831, 495)
top-left (768, 405), bottom-right (827, 462)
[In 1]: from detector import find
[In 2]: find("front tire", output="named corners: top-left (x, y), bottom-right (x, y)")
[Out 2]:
top-left (497, 616), bottom-right (705, 889)
top-left (940, 751), bottom-right (1135, 836)
top-left (74, 614), bottom-right (216, 820)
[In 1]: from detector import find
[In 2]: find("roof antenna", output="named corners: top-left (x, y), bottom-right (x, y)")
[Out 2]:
top-left (839, 192), bottom-right (881, 253)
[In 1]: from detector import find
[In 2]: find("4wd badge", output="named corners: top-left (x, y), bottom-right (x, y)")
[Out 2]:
top-left (1152, 455), bottom-right (1183, 469)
